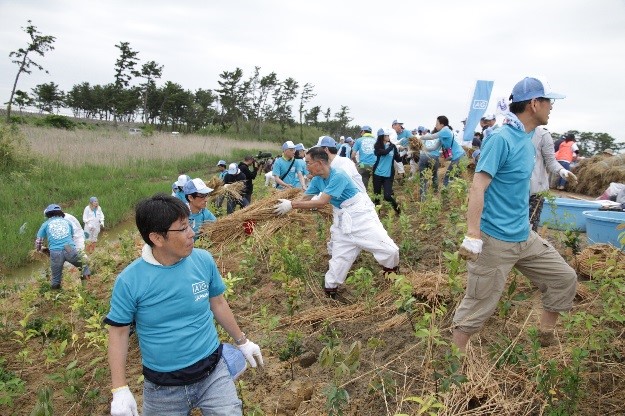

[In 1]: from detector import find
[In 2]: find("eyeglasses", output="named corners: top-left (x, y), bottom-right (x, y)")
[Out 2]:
top-left (193, 193), bottom-right (209, 199)
top-left (166, 219), bottom-right (195, 233)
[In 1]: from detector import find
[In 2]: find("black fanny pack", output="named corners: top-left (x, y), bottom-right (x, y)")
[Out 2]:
top-left (143, 344), bottom-right (222, 386)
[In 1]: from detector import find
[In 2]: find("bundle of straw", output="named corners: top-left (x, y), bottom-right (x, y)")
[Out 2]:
top-left (572, 243), bottom-right (625, 279)
top-left (199, 188), bottom-right (332, 248)
top-left (409, 136), bottom-right (424, 153)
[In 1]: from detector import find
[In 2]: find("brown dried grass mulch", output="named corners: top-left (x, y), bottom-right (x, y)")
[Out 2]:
top-left (572, 243), bottom-right (625, 279)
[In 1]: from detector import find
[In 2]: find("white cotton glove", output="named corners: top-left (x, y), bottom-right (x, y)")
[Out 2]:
top-left (274, 199), bottom-right (292, 215)
top-left (237, 339), bottom-right (264, 367)
top-left (459, 236), bottom-right (483, 262)
top-left (110, 386), bottom-right (138, 416)
top-left (559, 168), bottom-right (578, 184)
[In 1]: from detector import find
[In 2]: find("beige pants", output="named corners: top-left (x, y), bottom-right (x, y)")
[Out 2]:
top-left (453, 231), bottom-right (577, 334)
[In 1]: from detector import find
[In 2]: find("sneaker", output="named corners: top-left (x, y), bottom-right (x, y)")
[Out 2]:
top-left (382, 266), bottom-right (400, 277)
top-left (324, 287), bottom-right (338, 299)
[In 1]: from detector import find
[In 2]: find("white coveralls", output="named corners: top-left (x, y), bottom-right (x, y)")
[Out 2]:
top-left (325, 193), bottom-right (399, 289)
top-left (83, 205), bottom-right (105, 242)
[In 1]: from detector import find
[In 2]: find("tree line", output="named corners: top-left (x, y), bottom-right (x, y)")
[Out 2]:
top-left (5, 22), bottom-right (355, 139)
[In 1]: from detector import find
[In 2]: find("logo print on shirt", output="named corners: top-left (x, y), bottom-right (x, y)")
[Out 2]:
top-left (49, 218), bottom-right (71, 240)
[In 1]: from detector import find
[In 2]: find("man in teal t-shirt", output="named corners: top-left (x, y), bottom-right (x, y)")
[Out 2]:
top-left (272, 140), bottom-right (306, 189)
top-left (273, 147), bottom-right (399, 298)
top-left (453, 77), bottom-right (577, 353)
top-left (105, 194), bottom-right (263, 416)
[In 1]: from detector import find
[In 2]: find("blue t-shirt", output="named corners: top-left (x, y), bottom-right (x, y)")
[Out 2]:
top-left (352, 134), bottom-right (377, 166)
top-left (172, 188), bottom-right (186, 203)
top-left (272, 156), bottom-right (302, 189)
top-left (218, 171), bottom-right (227, 180)
top-left (374, 143), bottom-right (395, 178)
top-left (439, 127), bottom-right (465, 161)
top-left (37, 217), bottom-right (75, 251)
top-left (106, 248), bottom-right (226, 372)
top-left (305, 168), bottom-right (359, 208)
top-left (396, 129), bottom-right (412, 147)
top-left (190, 208), bottom-right (216, 240)
top-left (295, 158), bottom-right (308, 176)
top-left (476, 124), bottom-right (535, 242)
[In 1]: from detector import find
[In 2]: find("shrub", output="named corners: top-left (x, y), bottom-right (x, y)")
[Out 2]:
top-left (35, 115), bottom-right (76, 130)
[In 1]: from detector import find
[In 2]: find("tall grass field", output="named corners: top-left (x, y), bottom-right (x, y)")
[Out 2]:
top-left (0, 122), bottom-right (279, 272)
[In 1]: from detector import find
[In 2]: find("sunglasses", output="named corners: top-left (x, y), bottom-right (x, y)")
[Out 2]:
top-left (193, 193), bottom-right (209, 199)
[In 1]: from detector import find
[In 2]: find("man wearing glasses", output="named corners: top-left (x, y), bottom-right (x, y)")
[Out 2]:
top-left (106, 194), bottom-right (263, 416)
top-left (183, 178), bottom-right (217, 240)
top-left (454, 77), bottom-right (577, 352)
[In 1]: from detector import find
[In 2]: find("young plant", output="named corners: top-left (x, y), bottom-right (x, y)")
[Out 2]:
top-left (319, 341), bottom-right (362, 416)
top-left (346, 267), bottom-right (377, 311)
top-left (278, 330), bottom-right (304, 380)
top-left (433, 344), bottom-right (467, 393)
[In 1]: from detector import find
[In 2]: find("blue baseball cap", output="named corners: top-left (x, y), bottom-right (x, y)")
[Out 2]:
top-left (295, 143), bottom-right (306, 151)
top-left (344, 137), bottom-right (353, 143)
top-left (217, 160), bottom-right (227, 167)
top-left (361, 125), bottom-right (372, 132)
top-left (282, 140), bottom-right (296, 151)
top-left (183, 178), bottom-right (213, 195)
top-left (319, 136), bottom-right (337, 148)
top-left (510, 77), bottom-right (565, 103)
top-left (417, 125), bottom-right (426, 133)
top-left (44, 204), bottom-right (62, 215)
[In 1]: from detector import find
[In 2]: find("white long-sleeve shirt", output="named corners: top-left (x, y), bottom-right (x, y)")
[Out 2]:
top-left (530, 127), bottom-right (565, 195)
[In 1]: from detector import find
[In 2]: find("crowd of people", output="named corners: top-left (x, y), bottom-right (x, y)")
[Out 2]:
top-left (32, 75), bottom-right (609, 415)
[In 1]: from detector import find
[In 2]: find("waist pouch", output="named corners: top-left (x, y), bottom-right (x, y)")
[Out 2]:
top-left (143, 344), bottom-right (222, 386)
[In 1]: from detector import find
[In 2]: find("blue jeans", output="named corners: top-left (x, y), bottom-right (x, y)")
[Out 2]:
top-left (50, 247), bottom-right (90, 287)
top-left (226, 197), bottom-right (249, 215)
top-left (143, 358), bottom-right (242, 416)
top-left (443, 157), bottom-right (464, 186)
top-left (557, 161), bottom-right (570, 188)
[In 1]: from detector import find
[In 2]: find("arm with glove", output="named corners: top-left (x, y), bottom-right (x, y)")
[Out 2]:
top-left (210, 295), bottom-right (264, 368)
top-left (274, 193), bottom-right (330, 215)
top-left (108, 325), bottom-right (138, 416)
top-left (459, 172), bottom-right (491, 262)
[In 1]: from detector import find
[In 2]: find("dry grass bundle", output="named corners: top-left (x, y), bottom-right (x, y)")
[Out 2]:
top-left (205, 177), bottom-right (224, 197)
top-left (572, 154), bottom-right (625, 196)
top-left (288, 290), bottom-right (396, 326)
top-left (199, 188), bottom-right (332, 249)
top-left (406, 271), bottom-right (466, 303)
top-left (573, 243), bottom-right (625, 279)
top-left (442, 349), bottom-right (541, 415)
top-left (409, 136), bottom-right (423, 153)
top-left (28, 249), bottom-right (49, 261)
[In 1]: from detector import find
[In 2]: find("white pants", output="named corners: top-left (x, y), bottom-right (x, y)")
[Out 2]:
top-left (264, 172), bottom-right (276, 187)
top-left (325, 196), bottom-right (399, 289)
top-left (85, 222), bottom-right (101, 242)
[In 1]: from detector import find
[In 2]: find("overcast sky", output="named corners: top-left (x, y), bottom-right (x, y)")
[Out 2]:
top-left (1, 0), bottom-right (625, 143)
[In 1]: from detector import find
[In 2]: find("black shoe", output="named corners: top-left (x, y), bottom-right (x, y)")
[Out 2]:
top-left (50, 284), bottom-right (61, 290)
top-left (324, 287), bottom-right (338, 299)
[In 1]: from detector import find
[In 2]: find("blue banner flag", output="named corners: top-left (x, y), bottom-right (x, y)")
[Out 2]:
top-left (462, 80), bottom-right (494, 142)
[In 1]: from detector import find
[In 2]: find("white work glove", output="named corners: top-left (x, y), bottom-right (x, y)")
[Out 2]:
top-left (459, 236), bottom-right (483, 262)
top-left (559, 168), bottom-right (578, 184)
top-left (237, 339), bottom-right (264, 367)
top-left (110, 386), bottom-right (138, 416)
top-left (274, 199), bottom-right (292, 215)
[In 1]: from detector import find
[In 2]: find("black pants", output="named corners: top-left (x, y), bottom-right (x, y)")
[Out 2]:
top-left (372, 174), bottom-right (400, 213)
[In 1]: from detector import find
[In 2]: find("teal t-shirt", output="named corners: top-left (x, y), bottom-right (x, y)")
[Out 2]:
top-left (190, 208), bottom-right (216, 240)
top-left (374, 143), bottom-right (395, 177)
top-left (305, 168), bottom-right (359, 208)
top-left (37, 217), bottom-right (75, 251)
top-left (396, 129), bottom-right (412, 147)
top-left (106, 248), bottom-right (226, 372)
top-left (272, 156), bottom-right (302, 189)
top-left (295, 158), bottom-right (308, 176)
top-left (476, 124), bottom-right (535, 242)
top-left (352, 134), bottom-right (377, 166)
top-left (439, 127), bottom-right (465, 161)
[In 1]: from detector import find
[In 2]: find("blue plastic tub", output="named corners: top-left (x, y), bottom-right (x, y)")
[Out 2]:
top-left (539, 198), bottom-right (602, 231)
top-left (583, 211), bottom-right (625, 248)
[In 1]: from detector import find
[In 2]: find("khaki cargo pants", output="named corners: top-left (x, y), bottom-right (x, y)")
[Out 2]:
top-left (453, 231), bottom-right (577, 334)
